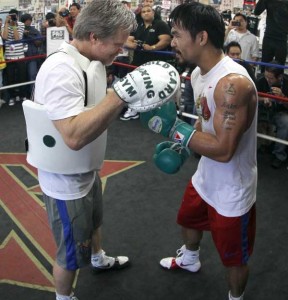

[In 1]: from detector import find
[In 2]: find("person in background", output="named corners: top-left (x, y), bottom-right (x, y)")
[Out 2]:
top-left (225, 41), bottom-right (256, 83)
top-left (121, 4), bottom-right (171, 121)
top-left (254, 0), bottom-right (288, 72)
top-left (65, 3), bottom-right (81, 39)
top-left (224, 12), bottom-right (259, 63)
top-left (112, 0), bottom-right (134, 80)
top-left (21, 13), bottom-right (43, 99)
top-left (0, 18), bottom-right (6, 108)
top-left (46, 10), bottom-right (70, 56)
top-left (256, 61), bottom-right (288, 169)
top-left (135, 0), bottom-right (162, 25)
top-left (56, 7), bottom-right (70, 29)
top-left (39, 12), bottom-right (56, 57)
top-left (1, 9), bottom-right (26, 106)
top-left (45, 12), bottom-right (56, 28)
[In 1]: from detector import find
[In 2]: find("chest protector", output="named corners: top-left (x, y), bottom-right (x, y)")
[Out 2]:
top-left (23, 44), bottom-right (107, 174)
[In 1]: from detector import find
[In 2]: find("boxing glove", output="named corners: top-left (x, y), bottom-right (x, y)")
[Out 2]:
top-left (113, 61), bottom-right (180, 112)
top-left (140, 101), bottom-right (196, 147)
top-left (153, 141), bottom-right (190, 174)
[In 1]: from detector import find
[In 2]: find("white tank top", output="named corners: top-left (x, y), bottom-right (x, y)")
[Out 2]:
top-left (191, 56), bottom-right (257, 217)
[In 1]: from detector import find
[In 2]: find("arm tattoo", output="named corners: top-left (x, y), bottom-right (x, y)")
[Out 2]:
top-left (221, 100), bottom-right (238, 130)
top-left (225, 83), bottom-right (236, 95)
top-left (223, 110), bottom-right (236, 130)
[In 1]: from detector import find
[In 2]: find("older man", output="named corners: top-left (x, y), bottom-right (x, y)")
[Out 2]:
top-left (24, 1), bottom-right (180, 299)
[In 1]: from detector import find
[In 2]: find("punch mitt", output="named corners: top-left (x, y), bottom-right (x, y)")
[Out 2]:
top-left (113, 61), bottom-right (180, 112)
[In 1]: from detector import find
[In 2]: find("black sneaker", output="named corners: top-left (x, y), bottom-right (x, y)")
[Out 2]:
top-left (271, 157), bottom-right (284, 169)
top-left (91, 250), bottom-right (130, 273)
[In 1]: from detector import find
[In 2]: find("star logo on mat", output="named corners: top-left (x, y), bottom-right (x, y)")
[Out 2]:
top-left (0, 153), bottom-right (144, 291)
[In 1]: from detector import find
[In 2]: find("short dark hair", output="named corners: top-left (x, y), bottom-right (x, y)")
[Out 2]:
top-left (225, 41), bottom-right (242, 54)
top-left (265, 60), bottom-right (284, 77)
top-left (70, 3), bottom-right (81, 10)
top-left (233, 12), bottom-right (247, 22)
top-left (45, 12), bottom-right (55, 20)
top-left (169, 2), bottom-right (225, 49)
top-left (21, 13), bottom-right (32, 23)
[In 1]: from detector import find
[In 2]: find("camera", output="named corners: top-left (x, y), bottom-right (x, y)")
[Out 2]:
top-left (232, 21), bottom-right (241, 26)
top-left (59, 9), bottom-right (70, 18)
top-left (9, 14), bottom-right (17, 21)
top-left (136, 40), bottom-right (144, 50)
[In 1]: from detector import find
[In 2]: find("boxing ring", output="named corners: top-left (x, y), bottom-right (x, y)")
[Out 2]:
top-left (1, 47), bottom-right (288, 147)
top-left (1, 44), bottom-right (288, 300)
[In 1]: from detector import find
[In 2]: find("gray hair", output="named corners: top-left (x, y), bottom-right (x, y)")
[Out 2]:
top-left (73, 0), bottom-right (137, 40)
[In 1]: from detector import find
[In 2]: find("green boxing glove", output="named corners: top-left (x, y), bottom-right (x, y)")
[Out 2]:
top-left (153, 141), bottom-right (191, 174)
top-left (140, 101), bottom-right (196, 147)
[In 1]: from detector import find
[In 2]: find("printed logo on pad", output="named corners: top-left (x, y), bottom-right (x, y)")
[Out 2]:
top-left (119, 61), bottom-right (179, 101)
top-left (172, 131), bottom-right (185, 144)
top-left (148, 116), bottom-right (163, 133)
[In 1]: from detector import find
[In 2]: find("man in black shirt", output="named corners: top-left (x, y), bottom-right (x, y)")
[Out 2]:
top-left (254, 0), bottom-right (288, 71)
top-left (256, 61), bottom-right (288, 168)
top-left (127, 5), bottom-right (171, 66)
top-left (120, 5), bottom-right (171, 121)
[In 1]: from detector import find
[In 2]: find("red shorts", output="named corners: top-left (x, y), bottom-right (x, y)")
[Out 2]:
top-left (177, 181), bottom-right (256, 267)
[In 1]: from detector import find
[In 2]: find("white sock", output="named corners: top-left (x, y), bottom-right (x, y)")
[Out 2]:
top-left (228, 290), bottom-right (244, 300)
top-left (91, 249), bottom-right (104, 266)
top-left (181, 247), bottom-right (200, 265)
top-left (56, 292), bottom-right (73, 300)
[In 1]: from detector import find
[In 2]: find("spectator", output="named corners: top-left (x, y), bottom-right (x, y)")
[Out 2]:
top-left (45, 12), bottom-right (56, 28)
top-left (224, 12), bottom-right (259, 62)
top-left (21, 13), bottom-right (43, 98)
top-left (135, 0), bottom-right (162, 25)
top-left (57, 3), bottom-right (81, 40)
top-left (1, 9), bottom-right (26, 106)
top-left (56, 7), bottom-right (70, 28)
top-left (0, 19), bottom-right (6, 108)
top-left (121, 4), bottom-right (171, 121)
top-left (112, 0), bottom-right (134, 79)
top-left (256, 61), bottom-right (288, 169)
top-left (254, 0), bottom-right (288, 72)
top-left (66, 3), bottom-right (81, 33)
top-left (225, 41), bottom-right (257, 83)
top-left (46, 11), bottom-right (69, 56)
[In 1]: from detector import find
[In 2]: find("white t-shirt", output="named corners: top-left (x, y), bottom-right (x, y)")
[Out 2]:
top-left (225, 29), bottom-right (259, 61)
top-left (34, 43), bottom-right (95, 200)
top-left (191, 56), bottom-right (258, 217)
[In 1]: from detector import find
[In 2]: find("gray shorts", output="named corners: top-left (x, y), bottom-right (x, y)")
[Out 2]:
top-left (43, 174), bottom-right (103, 270)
